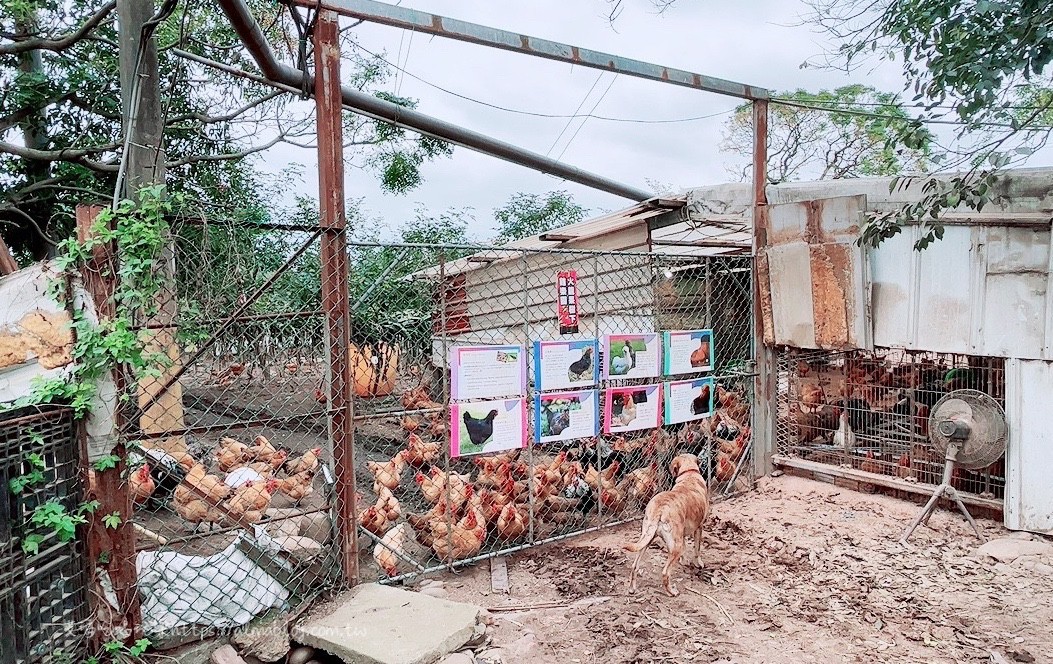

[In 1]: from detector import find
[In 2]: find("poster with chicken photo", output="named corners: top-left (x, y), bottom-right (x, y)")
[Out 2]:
top-left (450, 398), bottom-right (527, 458)
top-left (662, 329), bottom-right (714, 376)
top-left (603, 384), bottom-right (661, 434)
top-left (663, 376), bottom-right (716, 425)
top-left (602, 333), bottom-right (660, 379)
top-left (533, 339), bottom-right (599, 390)
top-left (450, 344), bottom-right (527, 400)
top-left (534, 389), bottom-right (599, 444)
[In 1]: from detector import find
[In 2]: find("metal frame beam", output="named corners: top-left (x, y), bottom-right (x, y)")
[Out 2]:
top-left (293, 0), bottom-right (769, 101)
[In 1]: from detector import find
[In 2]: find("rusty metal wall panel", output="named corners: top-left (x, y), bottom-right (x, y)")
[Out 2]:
top-left (913, 226), bottom-right (976, 353)
top-left (1005, 359), bottom-right (1053, 534)
top-left (766, 241), bottom-right (817, 348)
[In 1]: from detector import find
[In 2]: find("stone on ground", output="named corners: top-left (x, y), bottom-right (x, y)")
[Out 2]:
top-left (211, 645), bottom-right (248, 664)
top-left (973, 537), bottom-right (1053, 562)
top-left (292, 583), bottom-right (485, 664)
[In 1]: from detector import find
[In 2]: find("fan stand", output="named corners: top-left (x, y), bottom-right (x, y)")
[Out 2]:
top-left (900, 418), bottom-right (984, 543)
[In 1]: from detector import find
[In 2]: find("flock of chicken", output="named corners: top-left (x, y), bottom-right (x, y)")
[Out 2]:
top-left (361, 383), bottom-right (752, 577)
top-left (135, 436), bottom-right (324, 531)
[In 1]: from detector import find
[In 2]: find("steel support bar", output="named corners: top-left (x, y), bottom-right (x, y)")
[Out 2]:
top-left (214, 0), bottom-right (652, 202)
top-left (750, 100), bottom-right (776, 478)
top-left (293, 0), bottom-right (768, 101)
top-left (314, 10), bottom-right (359, 585)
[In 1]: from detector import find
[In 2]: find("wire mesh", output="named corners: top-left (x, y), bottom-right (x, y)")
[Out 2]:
top-left (775, 346), bottom-right (1007, 498)
top-left (0, 405), bottom-right (88, 664)
top-left (352, 245), bottom-right (757, 583)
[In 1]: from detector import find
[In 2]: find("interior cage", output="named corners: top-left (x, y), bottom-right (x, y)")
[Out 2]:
top-left (775, 346), bottom-right (1006, 499)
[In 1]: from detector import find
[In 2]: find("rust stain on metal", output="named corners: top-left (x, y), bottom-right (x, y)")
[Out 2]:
top-left (692, 73), bottom-right (701, 87)
top-left (571, 45), bottom-right (580, 62)
top-left (803, 199), bottom-right (825, 244)
top-left (809, 243), bottom-right (853, 348)
top-left (521, 35), bottom-right (531, 50)
top-left (661, 67), bottom-right (670, 80)
top-left (432, 15), bottom-right (443, 31)
top-left (757, 251), bottom-right (775, 346)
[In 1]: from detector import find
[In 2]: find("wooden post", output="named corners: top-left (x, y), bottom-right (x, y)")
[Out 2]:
top-left (76, 204), bottom-right (141, 641)
top-left (751, 100), bottom-right (776, 477)
top-left (314, 9), bottom-right (358, 584)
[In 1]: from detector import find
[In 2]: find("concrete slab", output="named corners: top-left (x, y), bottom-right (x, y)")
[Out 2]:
top-left (291, 584), bottom-right (484, 664)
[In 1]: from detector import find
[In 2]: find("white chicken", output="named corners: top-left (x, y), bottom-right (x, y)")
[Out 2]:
top-left (833, 410), bottom-right (856, 467)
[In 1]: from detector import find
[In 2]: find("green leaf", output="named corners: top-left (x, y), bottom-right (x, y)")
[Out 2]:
top-left (93, 455), bottom-right (121, 472)
top-left (102, 512), bottom-right (122, 529)
top-left (21, 534), bottom-right (43, 555)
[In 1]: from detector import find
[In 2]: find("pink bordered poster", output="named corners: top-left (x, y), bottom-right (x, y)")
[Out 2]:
top-left (449, 344), bottom-right (526, 400)
top-left (450, 398), bottom-right (527, 458)
top-left (603, 385), bottom-right (661, 434)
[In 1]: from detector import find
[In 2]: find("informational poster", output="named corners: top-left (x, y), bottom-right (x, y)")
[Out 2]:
top-left (450, 398), bottom-right (527, 458)
top-left (663, 329), bottom-right (714, 375)
top-left (533, 339), bottom-right (599, 390)
top-left (602, 333), bottom-right (661, 379)
top-left (534, 389), bottom-right (599, 444)
top-left (603, 385), bottom-right (661, 434)
top-left (663, 377), bottom-right (716, 425)
top-left (449, 344), bottom-right (526, 400)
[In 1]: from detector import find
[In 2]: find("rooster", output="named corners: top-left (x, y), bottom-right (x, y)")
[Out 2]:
top-left (129, 464), bottom-right (156, 506)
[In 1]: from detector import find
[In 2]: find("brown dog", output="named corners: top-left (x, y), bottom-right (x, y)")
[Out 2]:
top-left (624, 453), bottom-right (710, 597)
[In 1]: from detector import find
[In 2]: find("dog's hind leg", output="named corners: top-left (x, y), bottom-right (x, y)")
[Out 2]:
top-left (627, 547), bottom-right (646, 595)
top-left (661, 542), bottom-right (684, 597)
top-left (691, 528), bottom-right (704, 567)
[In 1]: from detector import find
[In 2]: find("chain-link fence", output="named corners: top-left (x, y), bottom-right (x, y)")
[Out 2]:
top-left (775, 346), bottom-right (1006, 498)
top-left (354, 245), bottom-right (756, 583)
top-left (104, 220), bottom-right (756, 638)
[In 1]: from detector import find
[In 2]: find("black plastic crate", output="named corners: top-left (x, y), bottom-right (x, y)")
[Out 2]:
top-left (0, 406), bottom-right (87, 664)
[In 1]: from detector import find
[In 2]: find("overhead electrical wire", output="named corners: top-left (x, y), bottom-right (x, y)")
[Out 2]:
top-left (554, 73), bottom-right (619, 161)
top-left (546, 72), bottom-right (608, 157)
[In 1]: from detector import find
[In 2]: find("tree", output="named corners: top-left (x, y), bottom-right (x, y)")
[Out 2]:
top-left (802, 0), bottom-right (1053, 248)
top-left (493, 190), bottom-right (586, 244)
top-left (0, 1), bottom-right (451, 260)
top-left (721, 85), bottom-right (937, 184)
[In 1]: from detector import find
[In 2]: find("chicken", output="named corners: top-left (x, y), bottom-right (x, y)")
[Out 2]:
top-left (177, 463), bottom-right (232, 504)
top-left (403, 433), bottom-right (441, 467)
top-left (277, 469), bottom-right (315, 504)
top-left (479, 487), bottom-right (513, 525)
top-left (896, 452), bottom-right (914, 479)
top-left (496, 502), bottom-right (528, 541)
top-left (129, 464), bottom-right (156, 505)
top-left (415, 468), bottom-right (445, 504)
top-left (534, 450), bottom-right (568, 486)
top-left (598, 485), bottom-right (627, 514)
top-left (374, 485), bottom-right (402, 522)
top-left (367, 450), bottom-right (408, 492)
top-left (568, 346), bottom-right (593, 379)
top-left (247, 435), bottom-right (278, 463)
top-left (799, 383), bottom-right (826, 413)
top-left (462, 409), bottom-right (498, 447)
top-left (358, 505), bottom-right (391, 537)
top-left (228, 479), bottom-right (278, 520)
top-left (401, 416), bottom-right (421, 434)
top-left (374, 523), bottom-right (426, 578)
top-left (400, 385), bottom-right (431, 410)
top-left (431, 507), bottom-right (484, 562)
top-left (833, 411), bottom-right (855, 462)
top-left (286, 447), bottom-right (323, 476)
top-left (174, 497), bottom-right (223, 532)
top-left (216, 438), bottom-right (250, 472)
top-left (474, 459), bottom-right (506, 490)
top-left (718, 427), bottom-right (752, 463)
top-left (584, 461), bottom-right (620, 492)
top-left (246, 461), bottom-right (276, 477)
top-left (860, 451), bottom-right (883, 475)
top-left (427, 416), bottom-right (447, 440)
top-left (610, 344), bottom-right (633, 375)
top-left (406, 497), bottom-right (449, 548)
top-left (715, 454), bottom-right (736, 484)
top-left (625, 462), bottom-right (660, 505)
top-left (689, 337), bottom-right (711, 368)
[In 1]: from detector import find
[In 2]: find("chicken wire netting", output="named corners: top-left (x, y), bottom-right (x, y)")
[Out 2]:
top-left (352, 246), bottom-right (757, 583)
top-left (774, 346), bottom-right (1007, 499)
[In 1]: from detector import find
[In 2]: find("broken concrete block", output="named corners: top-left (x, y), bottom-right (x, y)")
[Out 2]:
top-left (299, 512), bottom-right (333, 543)
top-left (292, 583), bottom-right (484, 664)
top-left (438, 653), bottom-right (475, 664)
top-left (475, 648), bottom-right (504, 664)
top-left (974, 537), bottom-right (1053, 563)
top-left (273, 535), bottom-right (324, 562)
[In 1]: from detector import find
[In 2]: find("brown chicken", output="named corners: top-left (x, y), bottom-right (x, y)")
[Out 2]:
top-left (534, 450), bottom-right (568, 486)
top-left (415, 469), bottom-right (444, 504)
top-left (129, 464), bottom-right (156, 505)
top-left (860, 451), bottom-right (883, 475)
top-left (216, 438), bottom-right (250, 472)
top-left (718, 427), bottom-right (752, 463)
top-left (174, 497), bottom-right (223, 532)
top-left (401, 416), bottom-right (421, 434)
top-left (367, 450), bottom-right (408, 492)
top-left (374, 523), bottom-right (426, 578)
top-left (177, 463), bottom-right (232, 504)
top-left (496, 502), bottom-right (528, 541)
top-left (278, 469), bottom-right (315, 504)
top-left (286, 447), bottom-right (323, 476)
top-left (374, 484), bottom-right (402, 522)
top-left (358, 505), bottom-right (391, 537)
top-left (625, 462), bottom-right (660, 505)
top-left (715, 454), bottom-right (736, 484)
top-left (247, 435), bottom-right (279, 463)
top-left (228, 479), bottom-right (278, 521)
top-left (403, 433), bottom-right (441, 467)
top-left (799, 383), bottom-right (826, 413)
top-left (598, 485), bottom-right (627, 514)
top-left (431, 507), bottom-right (485, 562)
top-left (584, 461), bottom-right (620, 492)
top-left (896, 453), bottom-right (913, 479)
top-left (406, 496), bottom-right (450, 548)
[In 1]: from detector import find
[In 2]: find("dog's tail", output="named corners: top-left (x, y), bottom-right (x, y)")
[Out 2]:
top-left (623, 518), bottom-right (659, 553)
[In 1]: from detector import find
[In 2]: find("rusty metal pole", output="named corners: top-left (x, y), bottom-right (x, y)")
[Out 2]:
top-left (751, 100), bottom-right (776, 477)
top-left (75, 203), bottom-right (141, 641)
top-left (314, 9), bottom-right (358, 584)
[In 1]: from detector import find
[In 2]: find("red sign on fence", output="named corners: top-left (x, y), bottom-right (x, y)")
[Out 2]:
top-left (557, 270), bottom-right (580, 334)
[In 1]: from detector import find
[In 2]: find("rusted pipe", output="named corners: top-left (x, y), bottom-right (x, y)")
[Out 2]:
top-left (214, 0), bottom-right (652, 202)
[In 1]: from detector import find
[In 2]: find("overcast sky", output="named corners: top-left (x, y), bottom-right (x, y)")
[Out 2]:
top-left (258, 0), bottom-right (931, 238)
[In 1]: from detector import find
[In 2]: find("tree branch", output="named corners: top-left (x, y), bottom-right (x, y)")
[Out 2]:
top-left (164, 135), bottom-right (285, 167)
top-left (0, 140), bottom-right (120, 171)
top-left (0, 1), bottom-right (118, 56)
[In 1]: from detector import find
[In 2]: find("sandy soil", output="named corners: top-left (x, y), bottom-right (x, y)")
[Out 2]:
top-left (432, 475), bottom-right (1053, 664)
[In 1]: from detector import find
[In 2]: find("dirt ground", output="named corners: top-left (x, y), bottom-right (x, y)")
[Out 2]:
top-left (431, 475), bottom-right (1053, 664)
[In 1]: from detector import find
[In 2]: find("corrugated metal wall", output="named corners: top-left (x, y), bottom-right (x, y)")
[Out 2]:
top-left (1005, 359), bottom-right (1053, 534)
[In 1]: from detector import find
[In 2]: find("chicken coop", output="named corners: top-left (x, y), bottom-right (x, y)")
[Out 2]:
top-left (712, 166), bottom-right (1053, 536)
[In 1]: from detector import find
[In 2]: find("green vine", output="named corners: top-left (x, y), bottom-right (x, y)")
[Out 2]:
top-left (5, 185), bottom-right (175, 662)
